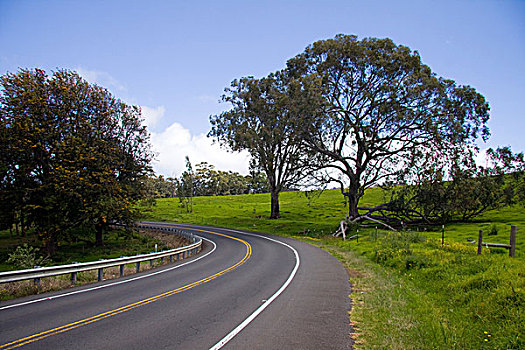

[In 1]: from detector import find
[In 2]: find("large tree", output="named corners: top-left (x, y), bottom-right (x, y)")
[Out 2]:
top-left (287, 34), bottom-right (490, 225)
top-left (0, 68), bottom-right (153, 252)
top-left (209, 70), bottom-right (314, 219)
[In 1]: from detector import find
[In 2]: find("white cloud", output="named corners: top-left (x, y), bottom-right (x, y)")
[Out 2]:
top-left (141, 105), bottom-right (165, 129)
top-left (150, 122), bottom-right (250, 177)
top-left (75, 67), bottom-right (126, 93)
top-left (65, 70), bottom-right (247, 177)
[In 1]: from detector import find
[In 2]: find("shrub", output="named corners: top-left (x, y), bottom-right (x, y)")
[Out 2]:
top-left (488, 224), bottom-right (499, 236)
top-left (7, 244), bottom-right (49, 269)
top-left (401, 230), bottom-right (426, 243)
top-left (404, 254), bottom-right (432, 270)
top-left (374, 232), bottom-right (412, 266)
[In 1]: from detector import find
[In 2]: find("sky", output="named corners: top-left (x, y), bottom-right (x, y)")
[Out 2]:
top-left (1, 0), bottom-right (524, 177)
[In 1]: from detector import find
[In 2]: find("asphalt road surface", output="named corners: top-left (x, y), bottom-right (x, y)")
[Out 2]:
top-left (0, 223), bottom-right (352, 349)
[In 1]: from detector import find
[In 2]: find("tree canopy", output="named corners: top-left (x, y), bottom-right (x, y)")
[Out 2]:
top-left (209, 70), bottom-right (314, 218)
top-left (0, 68), bottom-right (153, 253)
top-left (286, 34), bottom-right (491, 226)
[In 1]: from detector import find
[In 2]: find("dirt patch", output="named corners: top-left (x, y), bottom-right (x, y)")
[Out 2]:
top-left (346, 268), bottom-right (365, 279)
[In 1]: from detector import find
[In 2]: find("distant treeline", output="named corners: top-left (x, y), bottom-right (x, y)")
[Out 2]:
top-left (144, 162), bottom-right (269, 199)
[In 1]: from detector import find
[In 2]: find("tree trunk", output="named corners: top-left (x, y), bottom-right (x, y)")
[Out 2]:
top-left (270, 190), bottom-right (281, 219)
top-left (44, 232), bottom-right (57, 256)
top-left (95, 219), bottom-right (104, 246)
top-left (341, 179), bottom-right (361, 220)
top-left (348, 195), bottom-right (359, 219)
top-left (346, 184), bottom-right (361, 219)
top-left (21, 211), bottom-right (26, 237)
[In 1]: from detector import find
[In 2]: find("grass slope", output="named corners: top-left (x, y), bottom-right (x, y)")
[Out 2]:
top-left (140, 189), bottom-right (524, 256)
top-left (140, 189), bottom-right (524, 349)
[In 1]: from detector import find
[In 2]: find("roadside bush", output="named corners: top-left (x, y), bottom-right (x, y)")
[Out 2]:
top-left (488, 224), bottom-right (499, 236)
top-left (374, 232), bottom-right (412, 266)
top-left (401, 230), bottom-right (426, 243)
top-left (404, 254), bottom-right (432, 270)
top-left (7, 244), bottom-right (49, 269)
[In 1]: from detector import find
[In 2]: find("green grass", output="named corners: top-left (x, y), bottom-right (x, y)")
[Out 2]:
top-left (140, 189), bottom-right (524, 257)
top-left (307, 233), bottom-right (524, 349)
top-left (141, 189), bottom-right (353, 236)
top-left (139, 188), bottom-right (524, 349)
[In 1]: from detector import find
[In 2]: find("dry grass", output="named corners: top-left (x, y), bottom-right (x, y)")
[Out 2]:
top-left (138, 228), bottom-right (190, 249)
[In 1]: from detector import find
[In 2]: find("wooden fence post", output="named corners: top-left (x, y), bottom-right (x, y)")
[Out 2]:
top-left (509, 225), bottom-right (517, 258)
top-left (477, 230), bottom-right (483, 255)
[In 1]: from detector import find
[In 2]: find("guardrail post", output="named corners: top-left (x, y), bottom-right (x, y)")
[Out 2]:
top-left (136, 262), bottom-right (140, 273)
top-left (510, 225), bottom-right (517, 257)
top-left (160, 257), bottom-right (164, 264)
top-left (120, 264), bottom-right (125, 277)
top-left (71, 272), bottom-right (77, 284)
top-left (150, 259), bottom-right (154, 268)
top-left (477, 230), bottom-right (483, 255)
top-left (169, 255), bottom-right (173, 263)
top-left (34, 278), bottom-right (40, 288)
top-left (98, 268), bottom-right (103, 281)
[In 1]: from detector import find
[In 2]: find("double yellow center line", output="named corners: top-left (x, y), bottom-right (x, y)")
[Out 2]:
top-left (1, 228), bottom-right (252, 350)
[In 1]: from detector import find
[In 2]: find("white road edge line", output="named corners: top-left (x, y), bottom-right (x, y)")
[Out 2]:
top-left (209, 229), bottom-right (300, 350)
top-left (0, 236), bottom-right (217, 311)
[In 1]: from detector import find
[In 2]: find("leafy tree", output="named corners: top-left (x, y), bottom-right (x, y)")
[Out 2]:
top-left (486, 146), bottom-right (525, 205)
top-left (144, 163), bottom-right (268, 203)
top-left (247, 165), bottom-right (269, 194)
top-left (143, 175), bottom-right (178, 199)
top-left (193, 162), bottom-right (270, 197)
top-left (384, 164), bottom-right (500, 225)
top-left (194, 162), bottom-right (221, 196)
top-left (177, 156), bottom-right (195, 213)
top-left (147, 175), bottom-right (177, 198)
top-left (287, 34), bottom-right (490, 226)
top-left (209, 70), bottom-right (314, 219)
top-left (383, 147), bottom-right (524, 225)
top-left (7, 244), bottom-right (49, 269)
top-left (0, 68), bottom-right (153, 253)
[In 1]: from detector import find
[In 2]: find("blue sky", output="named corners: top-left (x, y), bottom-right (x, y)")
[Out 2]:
top-left (1, 0), bottom-right (524, 176)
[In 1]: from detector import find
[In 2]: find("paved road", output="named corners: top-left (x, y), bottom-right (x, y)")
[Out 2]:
top-left (0, 223), bottom-right (352, 349)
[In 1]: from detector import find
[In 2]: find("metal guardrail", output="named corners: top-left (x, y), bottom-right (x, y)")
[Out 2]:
top-left (0, 224), bottom-right (202, 285)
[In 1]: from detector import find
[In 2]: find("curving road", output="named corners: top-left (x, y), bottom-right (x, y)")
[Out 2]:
top-left (0, 223), bottom-right (352, 349)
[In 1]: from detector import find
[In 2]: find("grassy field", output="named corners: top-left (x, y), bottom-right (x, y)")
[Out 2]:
top-left (140, 189), bottom-right (524, 349)
top-left (140, 189), bottom-right (524, 256)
